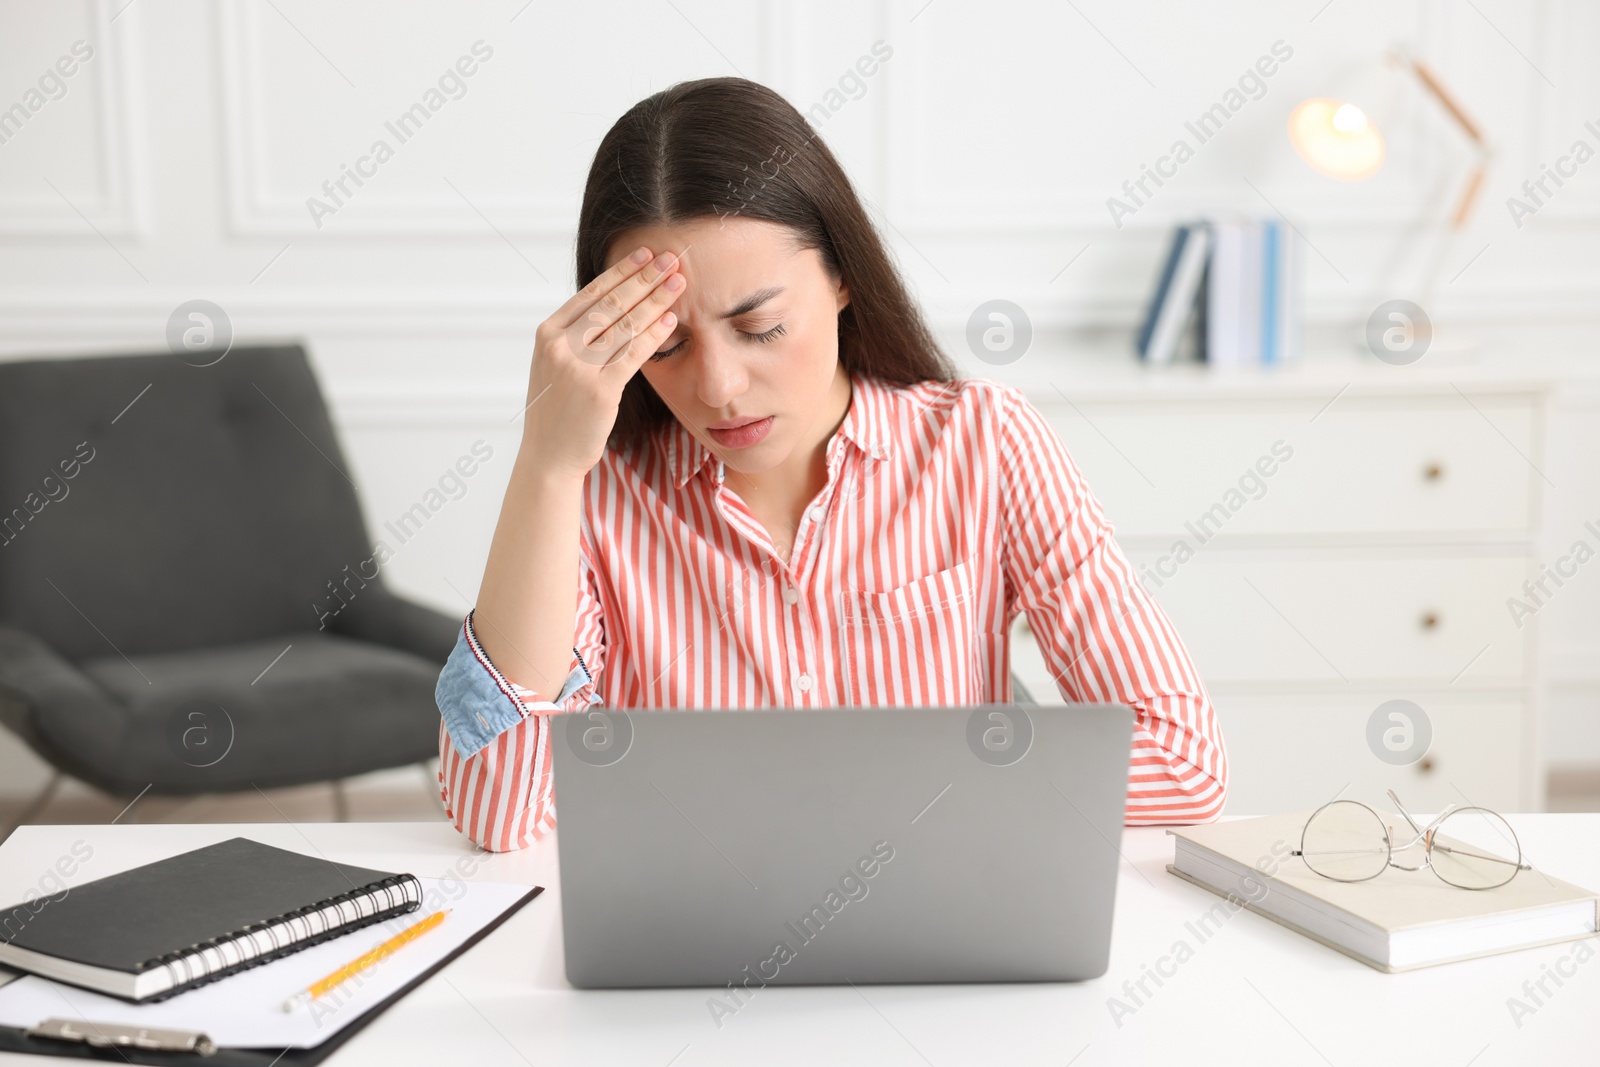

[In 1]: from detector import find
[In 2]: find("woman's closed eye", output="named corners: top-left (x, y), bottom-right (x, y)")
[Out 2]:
top-left (651, 322), bottom-right (787, 362)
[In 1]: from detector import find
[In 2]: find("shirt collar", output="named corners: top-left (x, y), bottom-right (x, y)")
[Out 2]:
top-left (663, 371), bottom-right (896, 490)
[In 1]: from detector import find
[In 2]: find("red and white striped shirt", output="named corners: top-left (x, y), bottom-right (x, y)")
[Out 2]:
top-left (437, 372), bottom-right (1227, 851)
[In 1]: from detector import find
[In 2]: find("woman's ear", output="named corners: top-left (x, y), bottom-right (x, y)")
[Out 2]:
top-left (835, 280), bottom-right (851, 314)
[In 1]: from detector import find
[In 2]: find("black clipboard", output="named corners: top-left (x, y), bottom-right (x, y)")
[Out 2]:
top-left (0, 886), bottom-right (542, 1065)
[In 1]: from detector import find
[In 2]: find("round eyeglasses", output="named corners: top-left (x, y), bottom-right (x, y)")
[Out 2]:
top-left (1291, 790), bottom-right (1532, 891)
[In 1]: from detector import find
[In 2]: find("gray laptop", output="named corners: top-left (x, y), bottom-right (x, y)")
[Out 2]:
top-left (552, 703), bottom-right (1133, 989)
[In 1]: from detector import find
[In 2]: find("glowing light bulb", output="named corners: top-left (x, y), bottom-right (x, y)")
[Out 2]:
top-left (1289, 97), bottom-right (1386, 180)
top-left (1331, 103), bottom-right (1369, 134)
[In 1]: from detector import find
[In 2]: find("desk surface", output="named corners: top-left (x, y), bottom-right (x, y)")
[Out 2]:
top-left (1, 817), bottom-right (1595, 1066)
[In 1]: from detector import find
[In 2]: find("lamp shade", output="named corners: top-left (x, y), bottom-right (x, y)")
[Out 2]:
top-left (1289, 97), bottom-right (1386, 180)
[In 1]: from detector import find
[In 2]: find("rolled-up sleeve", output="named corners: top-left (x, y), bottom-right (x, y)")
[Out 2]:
top-left (435, 535), bottom-right (608, 851)
top-left (436, 613), bottom-right (597, 761)
top-left (996, 386), bottom-right (1228, 824)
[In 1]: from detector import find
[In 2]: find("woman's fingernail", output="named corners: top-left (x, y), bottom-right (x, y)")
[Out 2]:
top-left (630, 246), bottom-right (651, 265)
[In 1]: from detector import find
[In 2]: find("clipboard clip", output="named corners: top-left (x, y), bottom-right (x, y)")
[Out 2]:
top-left (26, 1017), bottom-right (218, 1056)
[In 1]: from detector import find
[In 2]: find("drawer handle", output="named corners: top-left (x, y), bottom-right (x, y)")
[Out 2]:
top-left (1423, 462), bottom-right (1445, 482)
top-left (1420, 611), bottom-right (1440, 631)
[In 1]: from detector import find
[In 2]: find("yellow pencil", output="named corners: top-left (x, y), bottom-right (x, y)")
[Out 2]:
top-left (281, 909), bottom-right (450, 1011)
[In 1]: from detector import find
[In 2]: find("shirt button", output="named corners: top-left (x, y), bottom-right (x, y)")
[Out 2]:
top-left (783, 587), bottom-right (800, 605)
top-left (796, 673), bottom-right (813, 692)
top-left (809, 506), bottom-right (825, 522)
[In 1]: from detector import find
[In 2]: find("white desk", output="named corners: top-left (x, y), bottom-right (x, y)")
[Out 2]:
top-left (1, 818), bottom-right (1595, 1065)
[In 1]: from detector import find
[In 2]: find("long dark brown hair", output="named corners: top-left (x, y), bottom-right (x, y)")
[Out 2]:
top-left (576, 76), bottom-right (958, 455)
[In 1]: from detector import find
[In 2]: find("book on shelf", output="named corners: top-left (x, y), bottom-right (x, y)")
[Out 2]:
top-left (1136, 221), bottom-right (1211, 365)
top-left (1135, 214), bottom-right (1303, 366)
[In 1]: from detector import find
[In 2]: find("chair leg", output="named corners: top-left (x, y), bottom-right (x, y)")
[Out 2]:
top-left (2, 771), bottom-right (63, 842)
top-left (331, 778), bottom-right (349, 823)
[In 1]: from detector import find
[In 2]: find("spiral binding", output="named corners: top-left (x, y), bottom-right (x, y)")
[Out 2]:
top-left (136, 872), bottom-right (422, 1002)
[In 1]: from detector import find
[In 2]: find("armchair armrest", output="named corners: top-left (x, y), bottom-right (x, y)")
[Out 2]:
top-left (323, 585), bottom-right (461, 665)
top-left (0, 626), bottom-right (130, 788)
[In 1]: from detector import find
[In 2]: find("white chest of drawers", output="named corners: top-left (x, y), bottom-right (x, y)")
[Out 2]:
top-left (987, 346), bottom-right (1557, 814)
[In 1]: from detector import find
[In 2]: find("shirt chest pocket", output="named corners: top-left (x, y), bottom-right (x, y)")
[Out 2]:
top-left (836, 559), bottom-right (986, 707)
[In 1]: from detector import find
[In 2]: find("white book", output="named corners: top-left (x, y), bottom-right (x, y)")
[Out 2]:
top-left (1237, 218), bottom-right (1262, 364)
top-left (1205, 220), bottom-right (1242, 366)
top-left (1277, 224), bottom-right (1304, 362)
top-left (1144, 224), bottom-right (1211, 365)
top-left (1168, 813), bottom-right (1598, 972)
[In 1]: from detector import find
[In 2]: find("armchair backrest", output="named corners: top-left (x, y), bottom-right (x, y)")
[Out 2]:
top-left (0, 345), bottom-right (377, 660)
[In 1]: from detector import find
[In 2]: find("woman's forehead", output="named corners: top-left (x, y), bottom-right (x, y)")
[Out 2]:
top-left (609, 217), bottom-right (809, 277)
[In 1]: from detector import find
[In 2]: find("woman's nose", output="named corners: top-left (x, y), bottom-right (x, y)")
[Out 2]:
top-left (693, 338), bottom-right (749, 409)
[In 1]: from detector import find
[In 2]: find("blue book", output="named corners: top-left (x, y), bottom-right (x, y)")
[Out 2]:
top-left (1137, 223), bottom-right (1211, 364)
top-left (1136, 225), bottom-right (1190, 361)
top-left (1261, 219), bottom-right (1280, 364)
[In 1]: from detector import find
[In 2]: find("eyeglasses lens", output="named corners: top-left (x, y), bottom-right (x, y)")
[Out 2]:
top-left (1431, 807), bottom-right (1523, 890)
top-left (1300, 800), bottom-right (1390, 881)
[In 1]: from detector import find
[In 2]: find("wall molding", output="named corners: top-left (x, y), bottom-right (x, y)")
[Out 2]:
top-left (1527, 0), bottom-right (1600, 223)
top-left (216, 1), bottom-right (789, 238)
top-left (881, 0), bottom-right (1464, 233)
top-left (0, 0), bottom-right (147, 237)
top-left (216, 1), bottom-right (580, 238)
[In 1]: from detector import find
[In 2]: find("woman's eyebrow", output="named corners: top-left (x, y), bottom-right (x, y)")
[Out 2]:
top-left (720, 286), bottom-right (786, 319)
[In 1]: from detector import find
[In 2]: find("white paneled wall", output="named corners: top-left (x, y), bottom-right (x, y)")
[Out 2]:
top-left (1, 0), bottom-right (1598, 781)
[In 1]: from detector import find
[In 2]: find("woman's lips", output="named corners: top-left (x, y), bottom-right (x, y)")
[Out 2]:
top-left (708, 415), bottom-right (774, 449)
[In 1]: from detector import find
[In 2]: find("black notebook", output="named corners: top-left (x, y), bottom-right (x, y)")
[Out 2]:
top-left (0, 838), bottom-right (421, 1003)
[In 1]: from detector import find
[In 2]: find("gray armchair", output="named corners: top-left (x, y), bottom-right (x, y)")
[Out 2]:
top-left (0, 344), bottom-right (458, 821)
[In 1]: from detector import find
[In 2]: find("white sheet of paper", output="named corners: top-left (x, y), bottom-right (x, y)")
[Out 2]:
top-left (0, 877), bottom-right (536, 1049)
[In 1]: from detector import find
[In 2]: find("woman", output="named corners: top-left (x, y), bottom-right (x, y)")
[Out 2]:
top-left (435, 77), bottom-right (1226, 852)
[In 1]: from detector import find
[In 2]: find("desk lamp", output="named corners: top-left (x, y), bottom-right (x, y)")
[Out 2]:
top-left (1288, 48), bottom-right (1492, 354)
